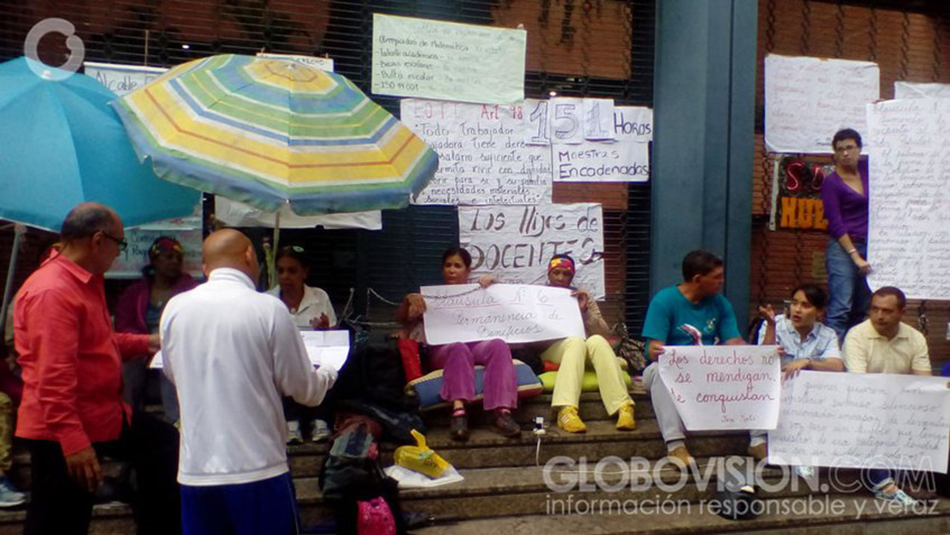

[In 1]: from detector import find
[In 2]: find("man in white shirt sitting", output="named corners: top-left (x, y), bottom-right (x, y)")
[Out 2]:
top-left (160, 229), bottom-right (337, 535)
top-left (843, 286), bottom-right (930, 506)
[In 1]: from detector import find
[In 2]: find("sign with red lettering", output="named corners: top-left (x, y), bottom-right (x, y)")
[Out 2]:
top-left (657, 345), bottom-right (782, 431)
top-left (771, 157), bottom-right (831, 231)
top-left (459, 203), bottom-right (605, 299)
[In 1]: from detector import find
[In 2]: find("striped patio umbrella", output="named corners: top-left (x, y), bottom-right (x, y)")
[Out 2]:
top-left (111, 54), bottom-right (438, 215)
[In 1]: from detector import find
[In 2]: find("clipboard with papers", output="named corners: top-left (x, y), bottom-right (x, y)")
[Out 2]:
top-left (148, 329), bottom-right (350, 372)
top-left (299, 329), bottom-right (350, 372)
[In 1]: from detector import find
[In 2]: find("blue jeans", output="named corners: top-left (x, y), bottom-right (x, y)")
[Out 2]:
top-left (867, 468), bottom-right (895, 492)
top-left (825, 239), bottom-right (871, 341)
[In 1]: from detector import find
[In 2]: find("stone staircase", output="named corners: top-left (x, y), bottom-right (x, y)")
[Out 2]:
top-left (2, 385), bottom-right (949, 534)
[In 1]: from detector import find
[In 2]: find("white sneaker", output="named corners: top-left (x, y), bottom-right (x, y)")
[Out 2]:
top-left (310, 419), bottom-right (331, 442)
top-left (795, 466), bottom-right (815, 479)
top-left (287, 420), bottom-right (303, 445)
top-left (0, 477), bottom-right (25, 507)
top-left (875, 488), bottom-right (917, 506)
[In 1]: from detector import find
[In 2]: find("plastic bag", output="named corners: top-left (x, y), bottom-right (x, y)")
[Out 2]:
top-left (393, 429), bottom-right (450, 479)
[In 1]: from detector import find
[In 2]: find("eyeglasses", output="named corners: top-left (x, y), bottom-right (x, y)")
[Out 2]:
top-left (99, 231), bottom-right (128, 252)
top-left (834, 145), bottom-right (859, 154)
top-left (292, 246), bottom-right (305, 253)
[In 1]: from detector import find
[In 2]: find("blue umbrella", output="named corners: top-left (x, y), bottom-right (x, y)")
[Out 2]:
top-left (0, 57), bottom-right (200, 340)
top-left (0, 57), bottom-right (200, 231)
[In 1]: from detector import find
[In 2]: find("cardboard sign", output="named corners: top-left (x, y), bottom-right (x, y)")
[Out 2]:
top-left (372, 14), bottom-right (526, 104)
top-left (657, 345), bottom-right (782, 430)
top-left (83, 62), bottom-right (168, 97)
top-left (768, 371), bottom-right (950, 473)
top-left (401, 99), bottom-right (552, 205)
top-left (765, 54), bottom-right (879, 154)
top-left (421, 283), bottom-right (585, 345)
top-left (459, 203), bottom-right (605, 299)
top-left (866, 98), bottom-right (950, 299)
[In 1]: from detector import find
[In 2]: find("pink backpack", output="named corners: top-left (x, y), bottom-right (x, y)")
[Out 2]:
top-left (357, 497), bottom-right (396, 535)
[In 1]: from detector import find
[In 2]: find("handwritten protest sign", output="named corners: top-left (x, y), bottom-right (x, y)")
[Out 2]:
top-left (657, 345), bottom-right (782, 430)
top-left (866, 99), bottom-right (950, 299)
top-left (583, 99), bottom-right (616, 141)
top-left (421, 284), bottom-right (585, 345)
top-left (214, 196), bottom-right (382, 231)
top-left (768, 372), bottom-right (950, 473)
top-left (372, 14), bottom-right (526, 104)
top-left (552, 105), bottom-right (652, 183)
top-left (107, 214), bottom-right (202, 279)
top-left (894, 81), bottom-right (950, 99)
top-left (401, 99), bottom-right (552, 205)
top-left (764, 54), bottom-right (879, 154)
top-left (459, 203), bottom-right (605, 299)
top-left (256, 53), bottom-right (334, 72)
top-left (83, 62), bottom-right (167, 97)
top-left (553, 141), bottom-right (650, 183)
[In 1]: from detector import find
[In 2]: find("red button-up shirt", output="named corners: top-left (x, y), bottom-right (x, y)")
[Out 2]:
top-left (13, 255), bottom-right (149, 456)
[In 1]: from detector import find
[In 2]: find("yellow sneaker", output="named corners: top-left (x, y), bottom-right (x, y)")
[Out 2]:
top-left (747, 443), bottom-right (767, 462)
top-left (616, 403), bottom-right (637, 431)
top-left (557, 406), bottom-right (587, 433)
top-left (668, 446), bottom-right (696, 468)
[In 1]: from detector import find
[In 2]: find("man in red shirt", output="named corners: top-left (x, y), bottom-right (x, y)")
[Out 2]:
top-left (14, 203), bottom-right (176, 535)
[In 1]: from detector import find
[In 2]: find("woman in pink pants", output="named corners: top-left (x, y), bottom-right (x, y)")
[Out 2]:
top-left (397, 247), bottom-right (520, 441)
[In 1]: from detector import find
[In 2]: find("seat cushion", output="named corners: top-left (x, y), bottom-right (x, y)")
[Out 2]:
top-left (405, 359), bottom-right (542, 410)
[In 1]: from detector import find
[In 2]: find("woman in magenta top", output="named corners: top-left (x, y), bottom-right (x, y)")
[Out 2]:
top-left (397, 247), bottom-right (521, 441)
top-left (115, 236), bottom-right (197, 422)
top-left (820, 128), bottom-right (871, 340)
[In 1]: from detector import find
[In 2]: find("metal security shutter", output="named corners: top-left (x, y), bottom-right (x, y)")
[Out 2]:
top-left (0, 0), bottom-right (654, 334)
top-left (753, 0), bottom-right (950, 364)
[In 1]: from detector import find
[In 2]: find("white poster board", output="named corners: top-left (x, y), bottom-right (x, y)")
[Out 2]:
top-left (83, 62), bottom-right (168, 96)
top-left (536, 103), bottom-right (653, 182)
top-left (894, 81), bottom-right (950, 99)
top-left (400, 99), bottom-right (552, 205)
top-left (106, 213), bottom-right (203, 279)
top-left (656, 345), bottom-right (782, 430)
top-left (214, 196), bottom-right (382, 231)
top-left (256, 53), bottom-right (334, 72)
top-left (459, 203), bottom-right (605, 299)
top-left (768, 372), bottom-right (950, 473)
top-left (764, 54), bottom-right (879, 154)
top-left (553, 142), bottom-right (650, 183)
top-left (372, 14), bottom-right (526, 105)
top-left (866, 99), bottom-right (950, 300)
top-left (421, 283), bottom-right (585, 345)
top-left (299, 330), bottom-right (350, 371)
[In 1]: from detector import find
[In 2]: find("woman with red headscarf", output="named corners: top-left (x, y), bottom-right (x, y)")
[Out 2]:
top-left (116, 236), bottom-right (198, 423)
top-left (541, 254), bottom-right (635, 434)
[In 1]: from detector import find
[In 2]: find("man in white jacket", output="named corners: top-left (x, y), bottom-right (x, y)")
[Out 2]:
top-left (160, 229), bottom-right (337, 535)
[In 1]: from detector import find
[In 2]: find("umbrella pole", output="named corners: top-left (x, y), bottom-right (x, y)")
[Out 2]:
top-left (0, 224), bottom-right (25, 342)
top-left (269, 212), bottom-right (280, 289)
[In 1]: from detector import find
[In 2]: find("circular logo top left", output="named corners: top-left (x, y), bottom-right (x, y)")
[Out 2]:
top-left (24, 18), bottom-right (86, 81)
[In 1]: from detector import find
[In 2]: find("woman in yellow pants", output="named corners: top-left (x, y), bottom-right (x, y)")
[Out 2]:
top-left (542, 255), bottom-right (636, 433)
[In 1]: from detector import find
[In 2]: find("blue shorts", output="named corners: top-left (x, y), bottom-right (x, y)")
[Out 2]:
top-left (181, 472), bottom-right (300, 535)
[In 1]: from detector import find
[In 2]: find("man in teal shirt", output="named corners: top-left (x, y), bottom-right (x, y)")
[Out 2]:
top-left (641, 250), bottom-right (744, 466)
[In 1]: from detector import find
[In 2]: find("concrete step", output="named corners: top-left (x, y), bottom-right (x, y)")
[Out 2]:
top-left (8, 417), bottom-right (747, 489)
top-left (410, 495), bottom-right (950, 535)
top-left (418, 419), bottom-right (748, 470)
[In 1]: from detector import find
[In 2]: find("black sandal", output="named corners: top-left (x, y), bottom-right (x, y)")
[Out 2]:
top-left (450, 413), bottom-right (469, 441)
